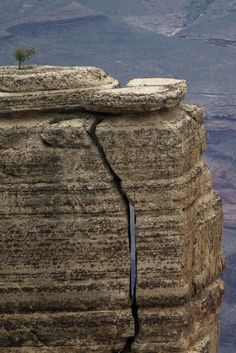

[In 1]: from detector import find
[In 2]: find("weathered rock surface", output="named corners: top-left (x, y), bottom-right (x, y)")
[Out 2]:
top-left (84, 78), bottom-right (187, 113)
top-left (0, 114), bottom-right (133, 351)
top-left (0, 66), bottom-right (186, 113)
top-left (0, 66), bottom-right (119, 92)
top-left (0, 66), bottom-right (224, 353)
top-left (97, 106), bottom-right (224, 304)
top-left (95, 99), bottom-right (224, 351)
top-left (133, 280), bottom-right (223, 353)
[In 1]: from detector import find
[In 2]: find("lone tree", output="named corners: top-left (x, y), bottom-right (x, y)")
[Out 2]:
top-left (13, 48), bottom-right (36, 69)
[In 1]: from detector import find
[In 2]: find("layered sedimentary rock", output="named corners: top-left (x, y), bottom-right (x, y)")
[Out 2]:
top-left (0, 67), bottom-right (186, 113)
top-left (0, 66), bottom-right (224, 353)
top-left (0, 115), bottom-right (133, 352)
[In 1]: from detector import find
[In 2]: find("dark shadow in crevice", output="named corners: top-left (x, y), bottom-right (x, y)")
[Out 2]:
top-left (87, 119), bottom-right (140, 353)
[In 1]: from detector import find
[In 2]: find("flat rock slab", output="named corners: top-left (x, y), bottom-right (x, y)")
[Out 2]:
top-left (85, 79), bottom-right (187, 113)
top-left (0, 66), bottom-right (187, 113)
top-left (127, 77), bottom-right (186, 87)
top-left (0, 66), bottom-right (119, 92)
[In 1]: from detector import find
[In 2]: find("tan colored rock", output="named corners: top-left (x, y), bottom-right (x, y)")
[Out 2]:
top-left (0, 67), bottom-right (186, 113)
top-left (0, 113), bottom-right (132, 351)
top-left (97, 106), bottom-right (224, 305)
top-left (0, 310), bottom-right (133, 349)
top-left (84, 78), bottom-right (187, 113)
top-left (0, 65), bottom-right (119, 92)
top-left (0, 67), bottom-right (224, 353)
top-left (133, 280), bottom-right (223, 353)
top-left (181, 103), bottom-right (205, 124)
top-left (96, 102), bottom-right (224, 351)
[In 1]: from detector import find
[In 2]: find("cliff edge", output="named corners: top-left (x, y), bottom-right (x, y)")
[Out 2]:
top-left (0, 66), bottom-right (224, 353)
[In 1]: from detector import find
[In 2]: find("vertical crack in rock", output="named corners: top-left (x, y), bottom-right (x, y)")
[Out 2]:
top-left (86, 119), bottom-right (140, 352)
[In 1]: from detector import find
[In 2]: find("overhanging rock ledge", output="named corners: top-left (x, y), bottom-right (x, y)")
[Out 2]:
top-left (0, 65), bottom-right (187, 113)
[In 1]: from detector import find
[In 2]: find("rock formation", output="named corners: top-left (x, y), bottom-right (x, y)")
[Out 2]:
top-left (0, 66), bottom-right (224, 353)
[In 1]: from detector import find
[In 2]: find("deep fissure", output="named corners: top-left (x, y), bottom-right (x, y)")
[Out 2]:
top-left (87, 119), bottom-right (140, 352)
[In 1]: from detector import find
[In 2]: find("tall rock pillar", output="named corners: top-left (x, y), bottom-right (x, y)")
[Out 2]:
top-left (0, 66), bottom-right (224, 353)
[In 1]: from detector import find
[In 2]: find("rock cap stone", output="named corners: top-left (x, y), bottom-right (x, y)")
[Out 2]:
top-left (86, 78), bottom-right (187, 113)
top-left (0, 66), bottom-right (187, 114)
top-left (0, 65), bottom-right (119, 92)
top-left (127, 77), bottom-right (187, 88)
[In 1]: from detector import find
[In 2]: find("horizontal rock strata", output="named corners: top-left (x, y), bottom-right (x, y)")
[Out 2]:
top-left (0, 66), bottom-right (187, 113)
top-left (0, 114), bottom-right (133, 351)
top-left (0, 66), bottom-right (224, 353)
top-left (133, 280), bottom-right (223, 353)
top-left (0, 310), bottom-right (133, 349)
top-left (0, 66), bottom-right (120, 92)
top-left (95, 100), bottom-right (224, 351)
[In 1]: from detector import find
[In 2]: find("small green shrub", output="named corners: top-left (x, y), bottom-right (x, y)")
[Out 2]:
top-left (13, 47), bottom-right (36, 69)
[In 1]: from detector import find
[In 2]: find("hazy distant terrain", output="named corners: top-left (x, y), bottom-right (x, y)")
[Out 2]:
top-left (0, 1), bottom-right (235, 352)
top-left (0, 0), bottom-right (236, 116)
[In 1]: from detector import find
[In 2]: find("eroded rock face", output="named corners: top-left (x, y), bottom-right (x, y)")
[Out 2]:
top-left (0, 66), bottom-right (120, 92)
top-left (96, 106), bottom-right (224, 353)
top-left (0, 66), bottom-right (224, 353)
top-left (0, 66), bottom-right (186, 113)
top-left (83, 78), bottom-right (187, 113)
